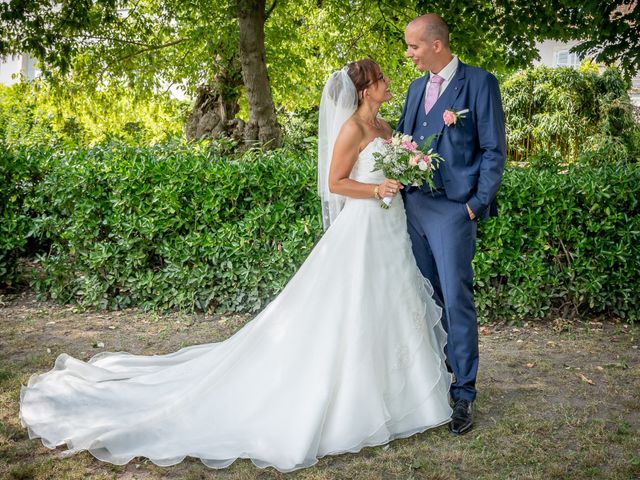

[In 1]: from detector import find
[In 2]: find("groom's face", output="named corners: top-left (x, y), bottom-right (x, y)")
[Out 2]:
top-left (404, 24), bottom-right (435, 72)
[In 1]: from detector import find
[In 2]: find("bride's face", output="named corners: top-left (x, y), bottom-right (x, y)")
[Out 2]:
top-left (365, 69), bottom-right (392, 104)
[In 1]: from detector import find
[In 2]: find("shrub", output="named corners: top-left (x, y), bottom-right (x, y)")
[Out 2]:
top-left (0, 145), bottom-right (47, 287)
top-left (476, 163), bottom-right (640, 323)
top-left (26, 142), bottom-right (322, 312)
top-left (502, 64), bottom-right (639, 163)
top-left (279, 108), bottom-right (318, 151)
top-left (2, 144), bottom-right (638, 323)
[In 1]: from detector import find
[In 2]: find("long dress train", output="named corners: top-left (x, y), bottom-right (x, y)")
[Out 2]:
top-left (20, 137), bottom-right (453, 473)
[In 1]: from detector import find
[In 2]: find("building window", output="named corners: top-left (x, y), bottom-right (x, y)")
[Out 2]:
top-left (555, 50), bottom-right (580, 68)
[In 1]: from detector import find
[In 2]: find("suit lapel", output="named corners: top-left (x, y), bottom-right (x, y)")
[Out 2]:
top-left (427, 62), bottom-right (467, 144)
top-left (404, 75), bottom-right (428, 134)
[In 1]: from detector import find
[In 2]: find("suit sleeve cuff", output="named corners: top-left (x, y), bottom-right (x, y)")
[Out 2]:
top-left (467, 197), bottom-right (486, 218)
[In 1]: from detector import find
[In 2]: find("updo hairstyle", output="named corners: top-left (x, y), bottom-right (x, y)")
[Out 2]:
top-left (346, 59), bottom-right (381, 105)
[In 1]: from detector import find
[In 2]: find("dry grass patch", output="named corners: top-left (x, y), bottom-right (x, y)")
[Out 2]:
top-left (1, 293), bottom-right (638, 480)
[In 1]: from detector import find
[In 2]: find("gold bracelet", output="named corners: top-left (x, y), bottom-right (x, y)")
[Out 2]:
top-left (374, 185), bottom-right (381, 200)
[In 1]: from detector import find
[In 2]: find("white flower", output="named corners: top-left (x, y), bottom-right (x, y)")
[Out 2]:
top-left (391, 135), bottom-right (401, 146)
top-left (418, 160), bottom-right (429, 171)
top-left (401, 134), bottom-right (412, 143)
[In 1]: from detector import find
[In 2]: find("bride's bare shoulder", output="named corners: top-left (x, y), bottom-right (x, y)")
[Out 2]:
top-left (336, 118), bottom-right (365, 145)
top-left (340, 117), bottom-right (365, 134)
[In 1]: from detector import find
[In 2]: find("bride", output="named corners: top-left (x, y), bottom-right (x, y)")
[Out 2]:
top-left (19, 59), bottom-right (452, 473)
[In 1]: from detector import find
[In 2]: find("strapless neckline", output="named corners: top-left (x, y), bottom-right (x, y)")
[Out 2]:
top-left (359, 136), bottom-right (387, 156)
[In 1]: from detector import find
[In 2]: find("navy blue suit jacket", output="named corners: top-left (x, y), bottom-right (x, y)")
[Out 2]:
top-left (397, 61), bottom-right (506, 219)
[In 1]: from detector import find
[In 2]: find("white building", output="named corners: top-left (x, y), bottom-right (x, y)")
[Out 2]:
top-left (0, 52), bottom-right (39, 85)
top-left (534, 39), bottom-right (640, 106)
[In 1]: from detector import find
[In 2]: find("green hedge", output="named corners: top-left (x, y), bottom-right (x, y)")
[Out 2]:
top-left (7, 143), bottom-right (322, 312)
top-left (476, 164), bottom-right (640, 322)
top-left (2, 144), bottom-right (639, 322)
top-left (0, 145), bottom-right (45, 285)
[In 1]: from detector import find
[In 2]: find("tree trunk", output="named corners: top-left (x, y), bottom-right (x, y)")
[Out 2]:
top-left (185, 54), bottom-right (244, 144)
top-left (237, 0), bottom-right (282, 149)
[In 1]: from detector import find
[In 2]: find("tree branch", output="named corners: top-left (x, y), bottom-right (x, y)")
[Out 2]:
top-left (265, 0), bottom-right (277, 21)
top-left (345, 18), bottom-right (383, 54)
top-left (76, 34), bottom-right (165, 48)
top-left (376, 0), bottom-right (407, 36)
top-left (116, 38), bottom-right (188, 63)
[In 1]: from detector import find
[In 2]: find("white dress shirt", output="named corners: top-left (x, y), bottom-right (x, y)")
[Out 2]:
top-left (426, 55), bottom-right (459, 99)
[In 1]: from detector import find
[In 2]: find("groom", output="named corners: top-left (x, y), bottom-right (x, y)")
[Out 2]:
top-left (398, 14), bottom-right (506, 435)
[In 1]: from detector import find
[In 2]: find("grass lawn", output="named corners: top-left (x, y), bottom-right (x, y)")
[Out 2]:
top-left (1, 292), bottom-right (638, 480)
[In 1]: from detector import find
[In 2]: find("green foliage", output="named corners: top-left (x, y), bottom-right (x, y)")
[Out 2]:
top-left (278, 109), bottom-right (319, 151)
top-left (23, 142), bottom-right (322, 312)
top-left (7, 0), bottom-right (638, 123)
top-left (2, 144), bottom-right (638, 323)
top-left (0, 145), bottom-right (46, 286)
top-left (502, 64), bottom-right (639, 163)
top-left (569, 0), bottom-right (640, 79)
top-left (264, 1), bottom-right (420, 114)
top-left (0, 81), bottom-right (187, 148)
top-left (476, 164), bottom-right (640, 323)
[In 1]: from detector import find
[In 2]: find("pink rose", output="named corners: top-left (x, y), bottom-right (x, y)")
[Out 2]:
top-left (443, 110), bottom-right (457, 126)
top-left (418, 155), bottom-right (431, 172)
top-left (401, 140), bottom-right (418, 152)
top-left (409, 154), bottom-right (421, 166)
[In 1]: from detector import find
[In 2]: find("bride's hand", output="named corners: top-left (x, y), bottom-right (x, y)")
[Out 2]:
top-left (378, 179), bottom-right (403, 198)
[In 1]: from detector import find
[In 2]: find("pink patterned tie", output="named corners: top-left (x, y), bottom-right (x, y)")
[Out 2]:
top-left (424, 74), bottom-right (444, 114)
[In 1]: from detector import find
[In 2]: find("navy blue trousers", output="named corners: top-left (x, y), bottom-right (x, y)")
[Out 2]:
top-left (404, 189), bottom-right (479, 402)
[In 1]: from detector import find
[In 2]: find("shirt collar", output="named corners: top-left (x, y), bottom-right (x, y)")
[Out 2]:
top-left (430, 55), bottom-right (458, 82)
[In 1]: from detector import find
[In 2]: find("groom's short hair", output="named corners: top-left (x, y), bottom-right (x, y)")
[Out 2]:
top-left (415, 14), bottom-right (450, 48)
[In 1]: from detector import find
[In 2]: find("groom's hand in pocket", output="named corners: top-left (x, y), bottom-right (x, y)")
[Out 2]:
top-left (465, 203), bottom-right (476, 220)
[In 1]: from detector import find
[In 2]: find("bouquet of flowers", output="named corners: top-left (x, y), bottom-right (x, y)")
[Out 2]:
top-left (371, 132), bottom-right (444, 208)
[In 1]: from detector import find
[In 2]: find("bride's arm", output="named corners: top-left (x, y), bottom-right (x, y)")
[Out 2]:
top-left (329, 122), bottom-right (400, 199)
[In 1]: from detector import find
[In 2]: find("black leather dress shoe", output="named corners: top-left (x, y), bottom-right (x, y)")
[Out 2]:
top-left (449, 399), bottom-right (473, 435)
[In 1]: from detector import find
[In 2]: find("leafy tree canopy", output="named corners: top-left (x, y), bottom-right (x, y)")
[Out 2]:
top-left (1, 0), bottom-right (637, 114)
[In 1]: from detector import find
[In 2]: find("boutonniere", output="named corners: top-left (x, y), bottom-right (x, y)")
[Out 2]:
top-left (443, 108), bottom-right (469, 127)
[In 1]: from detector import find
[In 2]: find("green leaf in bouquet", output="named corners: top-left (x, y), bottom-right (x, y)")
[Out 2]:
top-left (420, 133), bottom-right (441, 151)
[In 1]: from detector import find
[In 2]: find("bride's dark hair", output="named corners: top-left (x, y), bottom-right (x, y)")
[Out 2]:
top-left (346, 59), bottom-right (381, 105)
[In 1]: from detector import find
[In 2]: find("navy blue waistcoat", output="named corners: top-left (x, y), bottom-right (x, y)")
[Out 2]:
top-left (412, 89), bottom-right (445, 189)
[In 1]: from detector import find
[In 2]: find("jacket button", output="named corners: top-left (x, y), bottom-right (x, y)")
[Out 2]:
top-left (422, 122), bottom-right (427, 127)
top-left (419, 135), bottom-right (424, 140)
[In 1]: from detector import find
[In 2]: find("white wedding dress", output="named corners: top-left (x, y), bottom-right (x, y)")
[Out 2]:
top-left (20, 137), bottom-right (453, 473)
